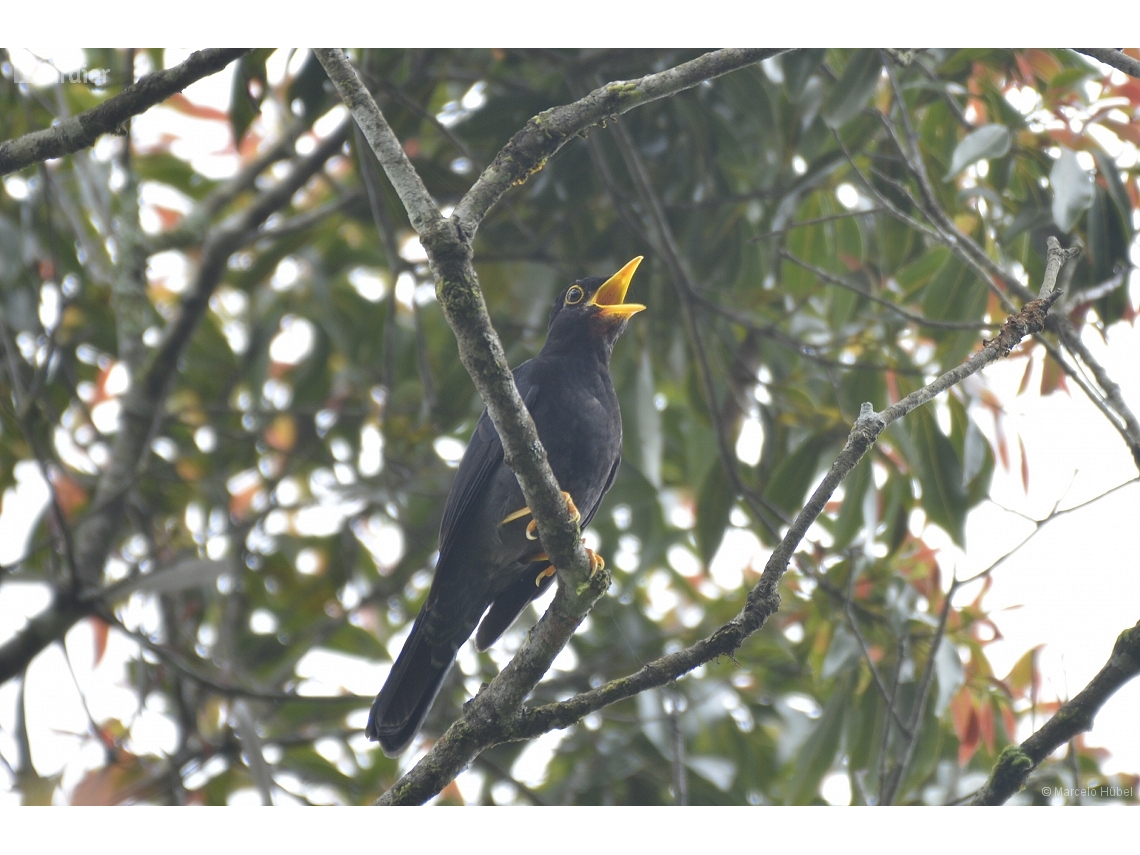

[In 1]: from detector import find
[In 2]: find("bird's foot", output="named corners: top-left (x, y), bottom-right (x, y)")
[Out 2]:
top-left (501, 491), bottom-right (581, 541)
top-left (528, 540), bottom-right (602, 584)
top-left (534, 564), bottom-right (555, 586)
top-left (585, 546), bottom-right (605, 577)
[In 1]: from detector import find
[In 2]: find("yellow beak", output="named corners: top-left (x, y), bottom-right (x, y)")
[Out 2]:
top-left (589, 256), bottom-right (646, 319)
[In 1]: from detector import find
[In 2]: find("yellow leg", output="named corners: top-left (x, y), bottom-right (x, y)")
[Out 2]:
top-left (534, 564), bottom-right (555, 586)
top-left (501, 491), bottom-right (581, 541)
top-left (529, 541), bottom-right (603, 585)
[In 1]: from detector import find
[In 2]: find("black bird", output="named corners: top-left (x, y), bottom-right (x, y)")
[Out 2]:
top-left (366, 257), bottom-right (645, 756)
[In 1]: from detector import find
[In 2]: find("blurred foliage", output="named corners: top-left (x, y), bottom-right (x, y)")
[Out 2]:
top-left (0, 48), bottom-right (1138, 805)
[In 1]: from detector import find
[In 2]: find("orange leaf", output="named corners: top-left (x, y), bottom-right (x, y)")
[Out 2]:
top-left (89, 616), bottom-right (110, 667)
top-left (229, 482), bottom-right (261, 521)
top-left (50, 470), bottom-right (88, 519)
top-left (978, 702), bottom-right (996, 755)
top-left (151, 204), bottom-right (184, 229)
top-left (1106, 77), bottom-right (1140, 108)
top-left (993, 409), bottom-right (1009, 472)
top-left (70, 755), bottom-right (143, 805)
top-left (166, 92), bottom-right (230, 122)
top-left (1040, 350), bottom-right (1068, 396)
top-left (884, 369), bottom-right (900, 404)
top-left (1022, 49), bottom-right (1063, 83)
top-left (175, 460), bottom-right (202, 481)
top-left (952, 689), bottom-right (980, 765)
top-left (264, 414), bottom-right (297, 452)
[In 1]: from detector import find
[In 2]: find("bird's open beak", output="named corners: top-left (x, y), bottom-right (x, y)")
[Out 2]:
top-left (589, 256), bottom-right (646, 319)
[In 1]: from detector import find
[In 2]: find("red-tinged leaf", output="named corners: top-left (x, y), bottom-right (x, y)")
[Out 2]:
top-left (978, 701), bottom-right (996, 755)
top-left (1040, 352), bottom-right (1068, 395)
top-left (264, 414), bottom-right (297, 452)
top-left (1017, 358), bottom-right (1033, 396)
top-left (993, 409), bottom-right (1009, 471)
top-left (1023, 49), bottom-right (1063, 83)
top-left (89, 616), bottom-right (109, 666)
top-left (70, 755), bottom-right (144, 805)
top-left (229, 483), bottom-right (260, 521)
top-left (970, 575), bottom-right (994, 610)
top-left (1001, 704), bottom-right (1018, 741)
top-left (50, 471), bottom-right (88, 519)
top-left (438, 778), bottom-right (466, 805)
top-left (951, 689), bottom-right (980, 764)
top-left (884, 369), bottom-right (900, 404)
top-left (1018, 434), bottom-right (1030, 493)
top-left (1013, 54), bottom-right (1034, 85)
top-left (166, 92), bottom-right (230, 122)
top-left (151, 204), bottom-right (183, 229)
top-left (1107, 77), bottom-right (1140, 108)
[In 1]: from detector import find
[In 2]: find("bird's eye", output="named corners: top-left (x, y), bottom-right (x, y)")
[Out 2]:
top-left (565, 285), bottom-right (585, 305)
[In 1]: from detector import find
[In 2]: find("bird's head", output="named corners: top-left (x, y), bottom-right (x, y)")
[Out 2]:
top-left (544, 256), bottom-right (645, 358)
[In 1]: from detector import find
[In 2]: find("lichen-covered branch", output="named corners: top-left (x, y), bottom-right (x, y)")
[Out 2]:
top-left (453, 48), bottom-right (783, 237)
top-left (971, 619), bottom-right (1140, 805)
top-left (0, 49), bottom-right (249, 176)
top-left (1076, 49), bottom-right (1140, 79)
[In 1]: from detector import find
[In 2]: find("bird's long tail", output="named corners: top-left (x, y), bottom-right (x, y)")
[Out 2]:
top-left (365, 614), bottom-right (454, 757)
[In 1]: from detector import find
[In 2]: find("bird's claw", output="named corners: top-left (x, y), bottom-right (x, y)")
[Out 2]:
top-left (586, 547), bottom-right (605, 577)
top-left (534, 564), bottom-right (555, 586)
top-left (503, 491), bottom-right (581, 541)
top-left (529, 541), bottom-right (602, 583)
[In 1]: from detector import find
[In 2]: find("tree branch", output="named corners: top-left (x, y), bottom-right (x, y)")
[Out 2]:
top-left (0, 49), bottom-right (249, 176)
top-left (970, 618), bottom-right (1140, 805)
top-left (1075, 49), bottom-right (1140, 79)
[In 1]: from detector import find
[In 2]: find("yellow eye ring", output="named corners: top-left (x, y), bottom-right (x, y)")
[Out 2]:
top-left (565, 285), bottom-right (585, 305)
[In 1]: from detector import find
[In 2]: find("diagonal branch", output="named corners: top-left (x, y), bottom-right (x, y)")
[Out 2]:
top-left (498, 273), bottom-right (1074, 747)
top-left (393, 257), bottom-right (1075, 801)
top-left (970, 618), bottom-right (1140, 805)
top-left (0, 49), bottom-right (249, 176)
top-left (1075, 49), bottom-right (1140, 79)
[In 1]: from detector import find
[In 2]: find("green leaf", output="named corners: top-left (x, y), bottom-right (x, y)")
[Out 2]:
top-left (783, 49), bottom-right (827, 101)
top-left (944, 124), bottom-right (1011, 179)
top-left (695, 461), bottom-right (733, 566)
top-left (933, 638), bottom-right (965, 716)
top-left (230, 49), bottom-right (272, 148)
top-left (822, 51), bottom-right (883, 129)
top-left (832, 457), bottom-right (871, 550)
top-left (786, 674), bottom-right (853, 804)
top-left (821, 624), bottom-right (861, 679)
top-left (908, 409), bottom-right (968, 546)
top-left (1050, 148), bottom-right (1095, 232)
top-left (763, 435), bottom-right (827, 516)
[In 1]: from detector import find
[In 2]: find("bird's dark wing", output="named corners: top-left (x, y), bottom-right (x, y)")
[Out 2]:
top-left (583, 452), bottom-right (621, 527)
top-left (474, 451), bottom-right (622, 651)
top-left (435, 362), bottom-right (538, 573)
